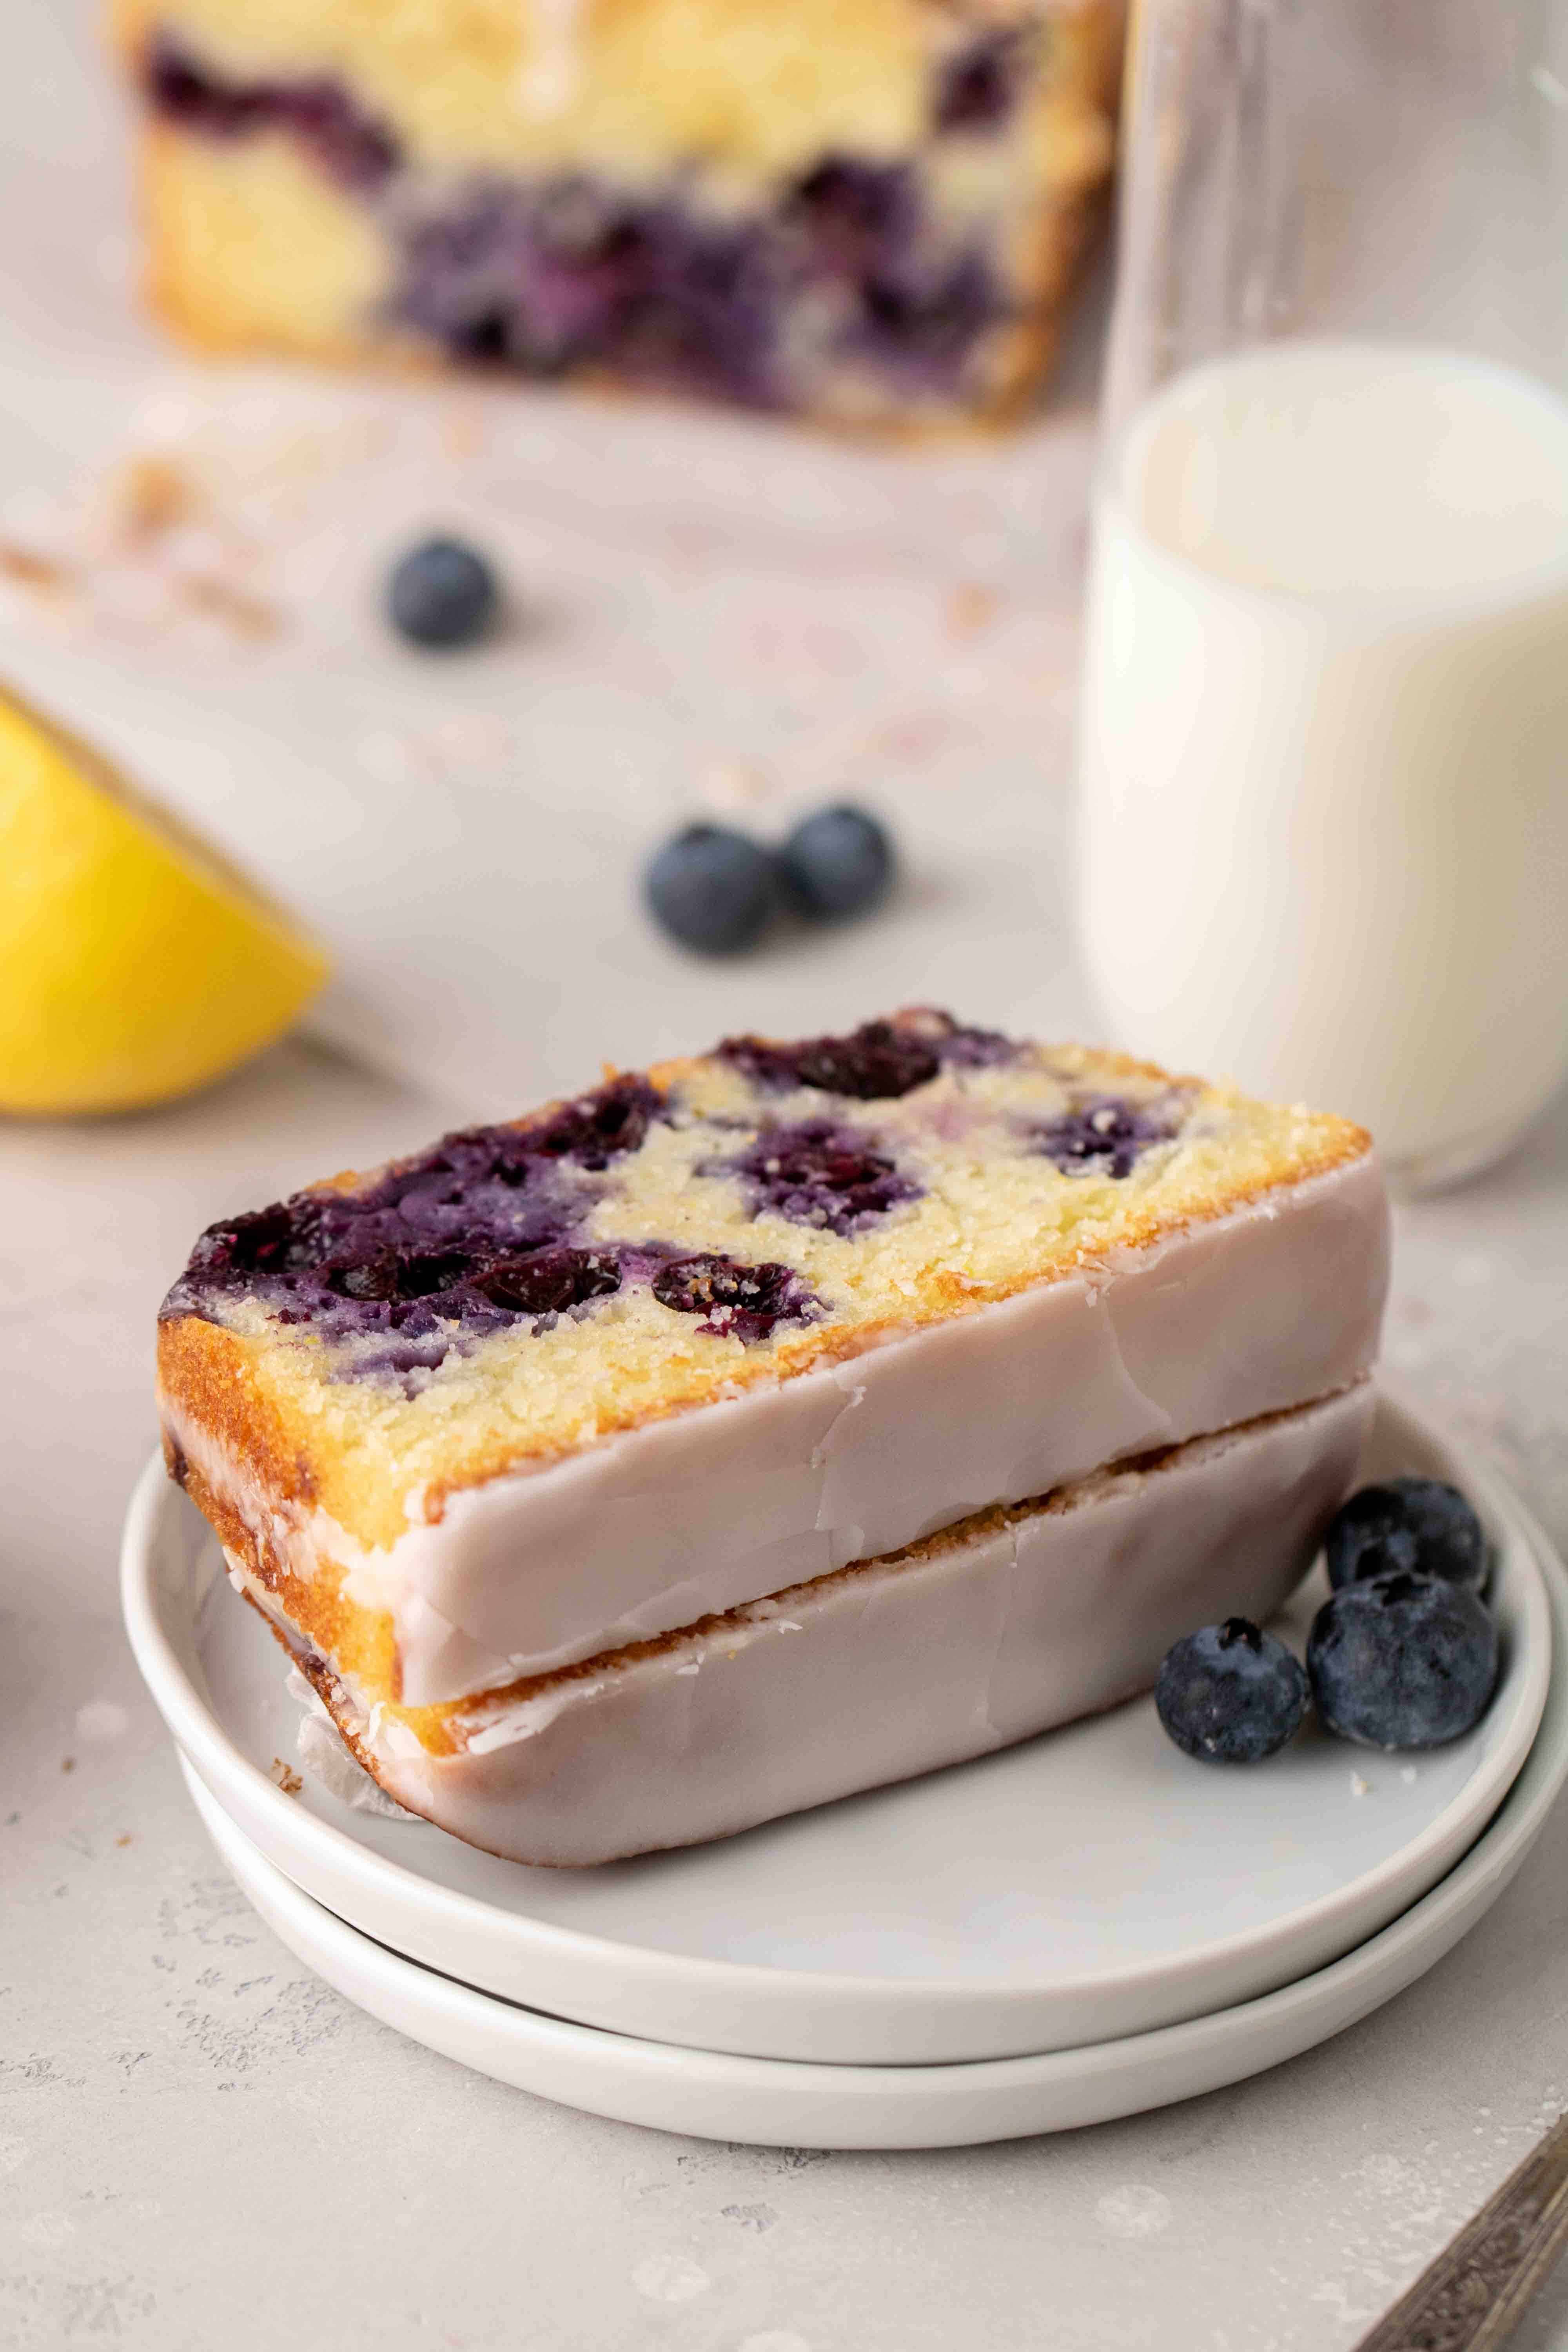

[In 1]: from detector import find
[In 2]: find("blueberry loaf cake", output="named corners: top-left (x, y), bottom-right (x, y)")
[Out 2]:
top-left (111, 0), bottom-right (1124, 428)
top-left (158, 1009), bottom-right (1389, 1862)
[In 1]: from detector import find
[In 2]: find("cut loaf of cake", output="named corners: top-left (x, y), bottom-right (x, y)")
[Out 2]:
top-left (158, 1008), bottom-right (1390, 1862)
top-left (111, 0), bottom-right (1124, 428)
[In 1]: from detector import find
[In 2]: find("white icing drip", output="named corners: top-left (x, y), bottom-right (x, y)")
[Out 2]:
top-left (285, 1668), bottom-right (417, 1818)
top-left (517, 0), bottom-right (584, 118)
top-left (371, 1387), bottom-right (1375, 1864)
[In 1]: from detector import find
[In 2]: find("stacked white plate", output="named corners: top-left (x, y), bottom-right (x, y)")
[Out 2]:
top-left (123, 1392), bottom-right (1568, 2149)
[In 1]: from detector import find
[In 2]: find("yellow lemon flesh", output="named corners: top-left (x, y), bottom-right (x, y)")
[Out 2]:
top-left (0, 686), bottom-right (328, 1115)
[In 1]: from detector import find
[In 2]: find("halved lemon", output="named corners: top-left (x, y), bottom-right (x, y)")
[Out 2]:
top-left (0, 684), bottom-right (328, 1114)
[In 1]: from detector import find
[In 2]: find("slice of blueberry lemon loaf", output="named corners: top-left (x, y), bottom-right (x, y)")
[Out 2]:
top-left (111, 0), bottom-right (1123, 428)
top-left (158, 1009), bottom-right (1389, 1861)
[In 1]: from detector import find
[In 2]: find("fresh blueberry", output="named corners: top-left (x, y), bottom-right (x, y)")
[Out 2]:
top-left (1307, 1570), bottom-right (1498, 1750)
top-left (644, 824), bottom-right (777, 953)
top-left (779, 804), bottom-right (895, 921)
top-left (1155, 1617), bottom-right (1308, 1762)
top-left (387, 536), bottom-right (499, 648)
top-left (1325, 1477), bottom-right (1488, 1594)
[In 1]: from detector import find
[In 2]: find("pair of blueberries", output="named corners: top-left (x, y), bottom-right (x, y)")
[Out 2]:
top-left (1158, 1478), bottom-right (1497, 1762)
top-left (383, 540), bottom-right (893, 949)
top-left (645, 808), bottom-right (895, 953)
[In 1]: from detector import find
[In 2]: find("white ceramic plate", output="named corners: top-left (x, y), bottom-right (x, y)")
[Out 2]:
top-left (182, 1530), bottom-right (1568, 2151)
top-left (124, 1392), bottom-right (1553, 2063)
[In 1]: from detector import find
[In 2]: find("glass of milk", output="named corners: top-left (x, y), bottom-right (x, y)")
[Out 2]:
top-left (1076, 0), bottom-right (1568, 1188)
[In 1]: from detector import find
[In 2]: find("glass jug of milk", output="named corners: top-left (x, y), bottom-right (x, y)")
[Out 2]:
top-left (1076, 0), bottom-right (1568, 1187)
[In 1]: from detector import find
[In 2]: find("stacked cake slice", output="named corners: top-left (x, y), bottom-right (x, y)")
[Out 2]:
top-left (112, 0), bottom-right (1123, 427)
top-left (157, 1009), bottom-right (1389, 1862)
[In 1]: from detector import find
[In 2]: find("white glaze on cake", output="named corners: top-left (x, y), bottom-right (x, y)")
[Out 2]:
top-left (164, 1153), bottom-right (1390, 1706)
top-left (273, 1385), bottom-right (1373, 1865)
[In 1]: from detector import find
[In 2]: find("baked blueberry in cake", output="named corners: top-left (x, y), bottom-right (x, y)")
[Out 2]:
top-left (111, 0), bottom-right (1124, 427)
top-left (157, 1007), bottom-right (1390, 1862)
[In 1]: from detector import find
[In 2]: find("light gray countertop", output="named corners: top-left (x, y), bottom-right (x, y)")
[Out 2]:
top-left (4, 1040), bottom-right (1568, 2352)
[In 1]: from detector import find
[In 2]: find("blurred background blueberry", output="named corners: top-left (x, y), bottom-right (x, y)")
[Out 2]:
top-left (779, 804), bottom-right (895, 922)
top-left (388, 535), bottom-right (499, 649)
top-left (644, 823), bottom-right (778, 955)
